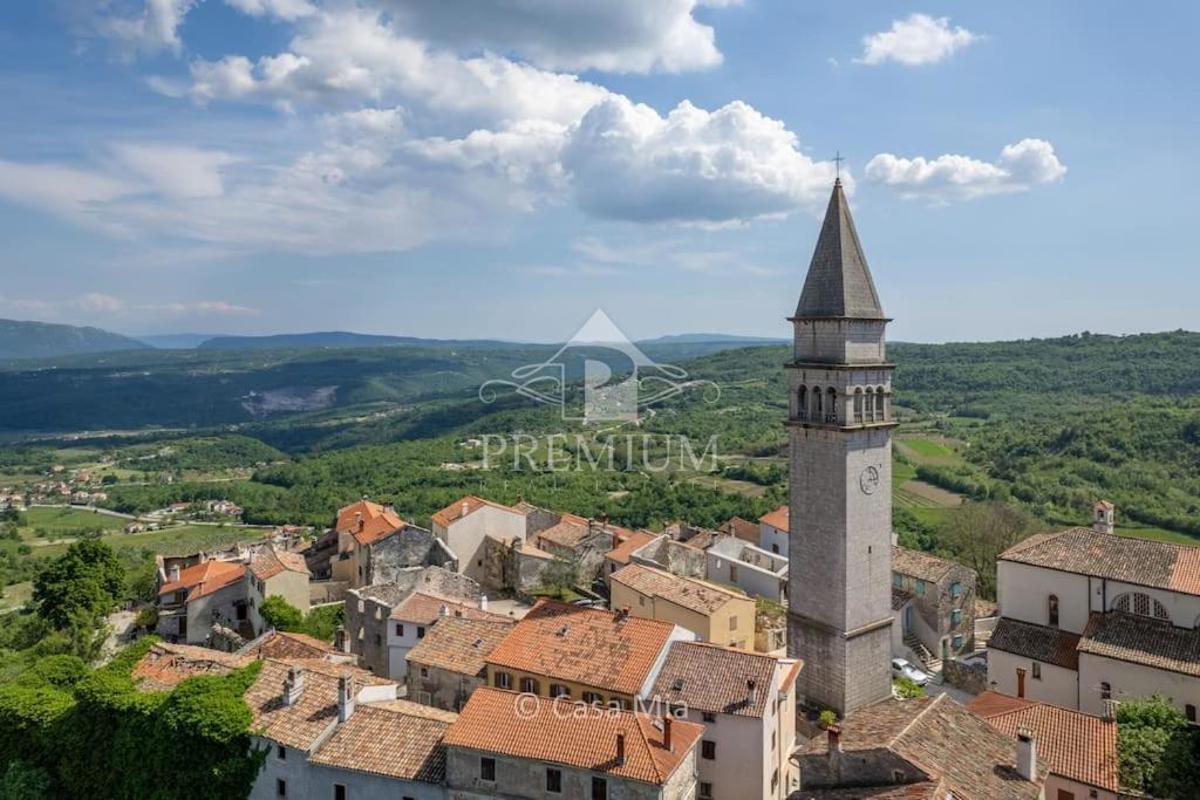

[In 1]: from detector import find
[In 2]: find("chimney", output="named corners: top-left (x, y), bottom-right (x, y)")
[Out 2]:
top-left (461, 501), bottom-right (469, 518)
top-left (826, 725), bottom-right (842, 753)
top-left (662, 717), bottom-right (673, 752)
top-left (439, 603), bottom-right (449, 618)
top-left (282, 666), bottom-right (304, 706)
top-left (615, 733), bottom-right (626, 765)
top-left (1016, 726), bottom-right (1036, 781)
top-left (479, 594), bottom-right (489, 612)
top-left (1102, 699), bottom-right (1118, 720)
top-left (1093, 501), bottom-right (1115, 534)
top-left (746, 679), bottom-right (757, 706)
top-left (337, 674), bottom-right (355, 722)
top-left (355, 512), bottom-right (364, 533)
top-left (169, 564), bottom-right (181, 583)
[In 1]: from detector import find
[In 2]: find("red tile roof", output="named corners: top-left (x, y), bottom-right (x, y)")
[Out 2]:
top-left (249, 546), bottom-right (310, 580)
top-left (760, 505), bottom-right (788, 531)
top-left (649, 641), bottom-right (788, 718)
top-left (307, 703), bottom-right (451, 784)
top-left (158, 559), bottom-right (246, 602)
top-left (337, 499), bottom-right (404, 546)
top-left (969, 691), bottom-right (1119, 792)
top-left (605, 530), bottom-right (658, 566)
top-left (611, 563), bottom-right (747, 614)
top-left (444, 688), bottom-right (703, 785)
top-left (1079, 611), bottom-right (1200, 677)
top-left (485, 600), bottom-right (676, 696)
top-left (989, 617), bottom-right (1081, 670)
top-left (721, 516), bottom-right (760, 544)
top-left (430, 495), bottom-right (520, 528)
top-left (406, 617), bottom-right (514, 676)
top-left (242, 630), bottom-right (339, 660)
top-left (390, 592), bottom-right (510, 626)
top-left (132, 642), bottom-right (251, 691)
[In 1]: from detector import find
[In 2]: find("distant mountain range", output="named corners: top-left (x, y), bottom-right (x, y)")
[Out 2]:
top-left (0, 319), bottom-right (787, 361)
top-left (0, 318), bottom-right (149, 361)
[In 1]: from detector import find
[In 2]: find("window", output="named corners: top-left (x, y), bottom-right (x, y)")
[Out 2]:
top-left (395, 623), bottom-right (404, 636)
top-left (702, 711), bottom-right (716, 723)
top-left (583, 691), bottom-right (603, 705)
top-left (420, 667), bottom-right (429, 678)
top-left (494, 672), bottom-right (512, 690)
top-left (1100, 682), bottom-right (1112, 700)
top-left (638, 596), bottom-right (646, 606)
top-left (951, 609), bottom-right (963, 626)
top-left (916, 580), bottom-right (926, 597)
top-left (729, 616), bottom-right (738, 631)
top-left (276, 744), bottom-right (286, 760)
top-left (417, 626), bottom-right (426, 638)
top-left (1048, 595), bottom-right (1060, 628)
top-left (892, 770), bottom-right (905, 783)
top-left (520, 677), bottom-right (539, 694)
top-left (952, 634), bottom-right (964, 650)
top-left (276, 779), bottom-right (286, 797)
top-left (418, 691), bottom-right (432, 705)
top-left (772, 730), bottom-right (776, 749)
top-left (480, 757), bottom-right (496, 781)
top-left (699, 782), bottom-right (713, 799)
top-left (772, 543), bottom-right (779, 554)
top-left (333, 785), bottom-right (346, 800)
top-left (1187, 704), bottom-right (1197, 723)
top-left (701, 740), bottom-right (716, 760)
top-left (950, 581), bottom-right (962, 598)
top-left (546, 768), bottom-right (562, 793)
top-left (550, 684), bottom-right (571, 698)
top-left (591, 777), bottom-right (607, 800)
top-left (373, 633), bottom-right (381, 646)
top-left (1032, 662), bottom-right (1042, 680)
top-left (892, 572), bottom-right (902, 588)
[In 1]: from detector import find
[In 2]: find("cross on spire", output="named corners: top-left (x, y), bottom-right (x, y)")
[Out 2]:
top-left (833, 151), bottom-right (844, 184)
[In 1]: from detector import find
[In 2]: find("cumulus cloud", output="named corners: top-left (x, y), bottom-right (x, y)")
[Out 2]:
top-left (0, 292), bottom-right (257, 317)
top-left (223, 0), bottom-right (316, 21)
top-left (375, 0), bottom-right (725, 74)
top-left (62, 0), bottom-right (197, 58)
top-left (858, 13), bottom-right (977, 66)
top-left (865, 139), bottom-right (1067, 201)
top-left (112, 144), bottom-right (237, 198)
top-left (562, 98), bottom-right (836, 224)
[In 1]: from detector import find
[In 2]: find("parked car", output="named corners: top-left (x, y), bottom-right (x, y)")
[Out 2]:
top-left (891, 657), bottom-right (930, 686)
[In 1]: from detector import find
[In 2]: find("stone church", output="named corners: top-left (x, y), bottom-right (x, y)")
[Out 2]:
top-left (787, 179), bottom-right (897, 715)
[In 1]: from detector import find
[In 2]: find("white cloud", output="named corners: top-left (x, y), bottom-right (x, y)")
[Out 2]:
top-left (0, 292), bottom-right (257, 317)
top-left (374, 0), bottom-right (725, 74)
top-left (65, 0), bottom-right (197, 58)
top-left (112, 144), bottom-right (237, 198)
top-left (562, 97), bottom-right (836, 224)
top-left (865, 139), bottom-right (1067, 201)
top-left (223, 0), bottom-right (315, 21)
top-left (858, 13), bottom-right (976, 67)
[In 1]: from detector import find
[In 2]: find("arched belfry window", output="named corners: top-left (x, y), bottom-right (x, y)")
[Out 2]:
top-left (1048, 595), bottom-right (1059, 627)
top-left (864, 388), bottom-right (875, 421)
top-left (813, 386), bottom-right (823, 419)
top-left (878, 387), bottom-right (888, 421)
top-left (853, 388), bottom-right (864, 424)
top-left (797, 386), bottom-right (808, 420)
top-left (826, 388), bottom-right (837, 423)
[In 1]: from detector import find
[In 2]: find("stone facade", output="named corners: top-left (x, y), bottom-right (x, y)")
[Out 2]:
top-left (366, 526), bottom-right (458, 585)
top-left (786, 181), bottom-right (896, 715)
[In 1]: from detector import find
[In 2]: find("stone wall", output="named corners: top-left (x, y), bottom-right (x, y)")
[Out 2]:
top-left (943, 657), bottom-right (989, 695)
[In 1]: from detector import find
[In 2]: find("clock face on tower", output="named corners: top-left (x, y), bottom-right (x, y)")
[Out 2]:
top-left (859, 465), bottom-right (881, 495)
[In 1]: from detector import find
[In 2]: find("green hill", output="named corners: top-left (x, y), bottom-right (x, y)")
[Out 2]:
top-left (0, 318), bottom-right (149, 361)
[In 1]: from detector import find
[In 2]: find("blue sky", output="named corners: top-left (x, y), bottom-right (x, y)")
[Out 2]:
top-left (0, 1), bottom-right (1197, 343)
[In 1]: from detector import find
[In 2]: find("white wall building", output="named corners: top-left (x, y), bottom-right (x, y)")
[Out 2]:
top-left (706, 536), bottom-right (788, 603)
top-left (431, 496), bottom-right (527, 585)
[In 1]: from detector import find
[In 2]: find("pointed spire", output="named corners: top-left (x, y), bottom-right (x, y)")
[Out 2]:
top-left (794, 181), bottom-right (885, 319)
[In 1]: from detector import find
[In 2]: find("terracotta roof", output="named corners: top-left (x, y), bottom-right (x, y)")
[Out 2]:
top-left (611, 563), bottom-right (746, 615)
top-left (721, 516), bottom-right (760, 544)
top-left (760, 505), bottom-right (788, 532)
top-left (790, 782), bottom-right (947, 800)
top-left (485, 600), bottom-right (676, 696)
top-left (800, 695), bottom-right (1044, 800)
top-left (336, 499), bottom-right (404, 546)
top-left (1079, 611), bottom-right (1200, 677)
top-left (989, 617), bottom-right (1081, 670)
top-left (406, 617), bottom-right (514, 676)
top-left (430, 495), bottom-right (519, 528)
top-left (370, 698), bottom-right (461, 723)
top-left (1000, 527), bottom-right (1200, 596)
top-left (308, 703), bottom-right (450, 784)
top-left (390, 592), bottom-right (508, 625)
top-left (649, 641), bottom-right (787, 718)
top-left (891, 546), bottom-right (958, 584)
top-left (537, 519), bottom-right (596, 550)
top-left (242, 630), bottom-right (339, 661)
top-left (158, 559), bottom-right (246, 602)
top-left (444, 688), bottom-right (703, 785)
top-left (249, 546), bottom-right (310, 580)
top-left (132, 642), bottom-right (251, 692)
top-left (969, 691), bottom-right (1119, 792)
top-left (606, 530), bottom-right (658, 566)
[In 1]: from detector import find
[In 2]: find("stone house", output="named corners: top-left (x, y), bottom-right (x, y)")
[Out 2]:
top-left (431, 495), bottom-right (527, 586)
top-left (757, 506), bottom-right (789, 556)
top-left (332, 499), bottom-right (406, 588)
top-left (651, 642), bottom-right (802, 800)
top-left (156, 558), bottom-right (251, 644)
top-left (706, 536), bottom-right (788, 603)
top-left (988, 502), bottom-right (1200, 719)
top-left (970, 691), bottom-right (1120, 800)
top-left (610, 563), bottom-right (756, 651)
top-left (484, 600), bottom-right (694, 708)
top-left (890, 545), bottom-right (976, 668)
top-left (443, 687), bottom-right (704, 800)
top-left (247, 544), bottom-right (312, 618)
top-left (406, 617), bottom-right (515, 711)
top-left (364, 525), bottom-right (458, 585)
top-left (604, 530), bottom-right (659, 580)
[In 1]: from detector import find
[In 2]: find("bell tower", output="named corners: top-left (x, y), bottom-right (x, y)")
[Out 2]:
top-left (786, 179), bottom-right (896, 714)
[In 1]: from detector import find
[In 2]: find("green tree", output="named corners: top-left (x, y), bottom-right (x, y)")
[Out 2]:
top-left (258, 595), bottom-right (302, 631)
top-left (1117, 695), bottom-right (1200, 797)
top-left (939, 502), bottom-right (1040, 599)
top-left (31, 540), bottom-right (125, 629)
top-left (0, 760), bottom-right (51, 800)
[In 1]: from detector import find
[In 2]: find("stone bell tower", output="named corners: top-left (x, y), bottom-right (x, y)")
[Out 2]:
top-left (786, 179), bottom-right (896, 715)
